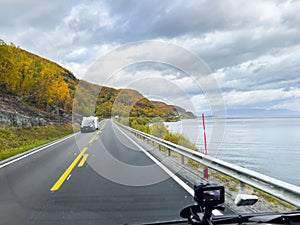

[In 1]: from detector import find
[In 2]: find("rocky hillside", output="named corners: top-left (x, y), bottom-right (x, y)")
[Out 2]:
top-left (0, 40), bottom-right (195, 127)
top-left (0, 95), bottom-right (71, 127)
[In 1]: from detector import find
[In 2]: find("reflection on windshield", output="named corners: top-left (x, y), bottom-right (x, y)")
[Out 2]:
top-left (1, 0), bottom-right (300, 224)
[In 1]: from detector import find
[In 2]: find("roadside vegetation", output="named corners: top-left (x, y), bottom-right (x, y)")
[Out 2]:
top-left (0, 124), bottom-right (74, 161)
top-left (121, 117), bottom-right (202, 170)
top-left (118, 116), bottom-right (198, 151)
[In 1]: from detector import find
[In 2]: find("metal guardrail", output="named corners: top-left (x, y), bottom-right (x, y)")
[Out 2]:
top-left (117, 122), bottom-right (300, 208)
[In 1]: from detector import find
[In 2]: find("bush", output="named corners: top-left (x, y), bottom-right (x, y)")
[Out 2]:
top-left (149, 122), bottom-right (168, 139)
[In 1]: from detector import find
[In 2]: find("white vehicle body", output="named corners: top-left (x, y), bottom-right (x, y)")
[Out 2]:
top-left (81, 116), bottom-right (99, 133)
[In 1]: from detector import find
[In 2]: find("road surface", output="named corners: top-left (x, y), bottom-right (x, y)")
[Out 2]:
top-left (0, 120), bottom-right (195, 225)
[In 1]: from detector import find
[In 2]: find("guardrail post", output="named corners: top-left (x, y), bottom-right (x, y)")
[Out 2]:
top-left (240, 181), bottom-right (246, 193)
top-left (168, 148), bottom-right (171, 156)
top-left (203, 168), bottom-right (207, 179)
top-left (181, 155), bottom-right (185, 164)
top-left (158, 145), bottom-right (162, 151)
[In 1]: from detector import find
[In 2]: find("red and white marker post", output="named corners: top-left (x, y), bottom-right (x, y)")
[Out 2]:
top-left (202, 113), bottom-right (209, 179)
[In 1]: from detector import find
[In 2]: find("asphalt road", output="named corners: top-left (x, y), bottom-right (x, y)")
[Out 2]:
top-left (0, 120), bottom-right (195, 225)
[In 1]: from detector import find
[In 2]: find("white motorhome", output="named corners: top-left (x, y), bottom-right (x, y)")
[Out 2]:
top-left (80, 116), bottom-right (99, 133)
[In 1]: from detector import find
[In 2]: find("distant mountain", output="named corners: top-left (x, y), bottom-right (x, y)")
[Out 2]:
top-left (151, 101), bottom-right (196, 119)
top-left (73, 80), bottom-right (195, 121)
top-left (0, 40), bottom-right (195, 127)
top-left (225, 107), bottom-right (300, 118)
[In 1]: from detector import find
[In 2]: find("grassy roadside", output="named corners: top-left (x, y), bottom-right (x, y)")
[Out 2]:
top-left (0, 124), bottom-right (75, 161)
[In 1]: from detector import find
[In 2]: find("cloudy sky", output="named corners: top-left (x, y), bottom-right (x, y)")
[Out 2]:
top-left (1, 0), bottom-right (300, 116)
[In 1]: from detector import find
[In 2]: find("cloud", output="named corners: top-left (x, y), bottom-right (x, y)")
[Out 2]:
top-left (0, 0), bottom-right (77, 30)
top-left (220, 87), bottom-right (300, 114)
top-left (214, 43), bottom-right (300, 92)
top-left (0, 0), bottom-right (117, 76)
top-left (1, 0), bottom-right (300, 115)
top-left (270, 97), bottom-right (300, 112)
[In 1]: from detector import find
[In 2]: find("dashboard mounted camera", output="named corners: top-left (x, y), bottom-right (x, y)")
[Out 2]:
top-left (194, 183), bottom-right (225, 207)
top-left (181, 183), bottom-right (226, 223)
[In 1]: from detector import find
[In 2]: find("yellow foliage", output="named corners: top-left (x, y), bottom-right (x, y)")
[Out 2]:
top-left (0, 41), bottom-right (76, 112)
top-left (0, 40), bottom-right (194, 120)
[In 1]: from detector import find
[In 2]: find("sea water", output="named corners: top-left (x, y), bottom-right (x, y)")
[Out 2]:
top-left (165, 117), bottom-right (300, 186)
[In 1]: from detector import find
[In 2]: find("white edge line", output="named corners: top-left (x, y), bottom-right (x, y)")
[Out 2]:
top-left (113, 122), bottom-right (194, 196)
top-left (114, 123), bottom-right (223, 216)
top-left (0, 133), bottom-right (78, 169)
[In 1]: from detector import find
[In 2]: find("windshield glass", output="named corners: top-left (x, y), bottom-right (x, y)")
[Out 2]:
top-left (1, 1), bottom-right (299, 225)
top-left (82, 118), bottom-right (94, 126)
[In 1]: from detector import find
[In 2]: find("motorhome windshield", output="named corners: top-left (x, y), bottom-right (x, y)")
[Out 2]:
top-left (82, 118), bottom-right (94, 126)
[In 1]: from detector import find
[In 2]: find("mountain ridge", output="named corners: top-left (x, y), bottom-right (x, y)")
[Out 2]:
top-left (0, 40), bottom-right (195, 127)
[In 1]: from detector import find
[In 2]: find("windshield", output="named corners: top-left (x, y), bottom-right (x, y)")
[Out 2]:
top-left (1, 1), bottom-right (300, 225)
top-left (82, 118), bottom-right (95, 126)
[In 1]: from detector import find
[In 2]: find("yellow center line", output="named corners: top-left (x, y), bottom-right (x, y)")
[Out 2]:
top-left (50, 147), bottom-right (88, 191)
top-left (97, 123), bottom-right (106, 135)
top-left (50, 122), bottom-right (106, 192)
top-left (78, 154), bottom-right (89, 167)
top-left (100, 123), bottom-right (106, 131)
top-left (89, 135), bottom-right (97, 144)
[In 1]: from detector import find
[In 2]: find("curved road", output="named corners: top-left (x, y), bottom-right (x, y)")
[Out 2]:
top-left (0, 120), bottom-right (194, 225)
